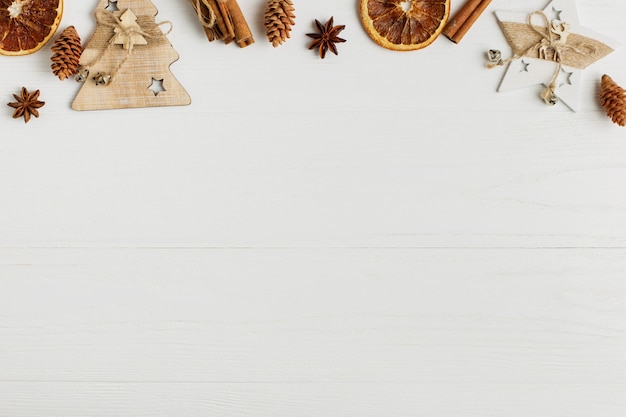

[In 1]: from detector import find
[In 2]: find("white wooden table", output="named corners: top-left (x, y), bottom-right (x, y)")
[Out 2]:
top-left (1, 0), bottom-right (625, 416)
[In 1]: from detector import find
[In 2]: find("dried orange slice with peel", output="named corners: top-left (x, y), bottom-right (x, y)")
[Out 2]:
top-left (360, 0), bottom-right (450, 51)
top-left (0, 0), bottom-right (64, 56)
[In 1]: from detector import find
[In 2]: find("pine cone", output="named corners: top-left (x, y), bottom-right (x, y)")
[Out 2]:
top-left (264, 0), bottom-right (295, 47)
top-left (600, 74), bottom-right (626, 127)
top-left (50, 26), bottom-right (83, 81)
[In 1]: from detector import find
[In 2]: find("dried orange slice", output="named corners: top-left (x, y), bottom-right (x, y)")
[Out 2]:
top-left (0, 0), bottom-right (64, 56)
top-left (360, 0), bottom-right (450, 51)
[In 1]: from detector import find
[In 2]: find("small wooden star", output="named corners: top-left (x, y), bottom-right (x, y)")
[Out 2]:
top-left (306, 17), bottom-right (346, 59)
top-left (113, 9), bottom-right (148, 51)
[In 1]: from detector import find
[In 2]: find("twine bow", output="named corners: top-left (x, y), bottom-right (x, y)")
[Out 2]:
top-left (528, 11), bottom-right (596, 105)
top-left (488, 10), bottom-right (597, 106)
top-left (79, 8), bottom-right (172, 86)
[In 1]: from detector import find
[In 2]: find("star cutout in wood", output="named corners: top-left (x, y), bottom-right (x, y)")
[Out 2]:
top-left (491, 0), bottom-right (619, 112)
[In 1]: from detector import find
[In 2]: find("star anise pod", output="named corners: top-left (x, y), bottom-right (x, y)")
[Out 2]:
top-left (8, 87), bottom-right (45, 123)
top-left (306, 16), bottom-right (346, 59)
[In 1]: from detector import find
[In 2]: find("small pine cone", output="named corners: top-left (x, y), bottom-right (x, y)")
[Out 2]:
top-left (600, 74), bottom-right (626, 127)
top-left (264, 0), bottom-right (295, 47)
top-left (50, 26), bottom-right (83, 81)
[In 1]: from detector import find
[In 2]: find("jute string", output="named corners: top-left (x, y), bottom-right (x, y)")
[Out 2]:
top-left (82, 9), bottom-right (173, 83)
top-left (189, 0), bottom-right (229, 29)
top-left (190, 0), bottom-right (216, 29)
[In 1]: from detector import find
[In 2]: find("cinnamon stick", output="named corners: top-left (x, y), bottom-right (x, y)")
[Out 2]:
top-left (215, 0), bottom-right (235, 43)
top-left (224, 0), bottom-right (254, 47)
top-left (443, 0), bottom-right (492, 44)
top-left (195, 0), bottom-right (253, 47)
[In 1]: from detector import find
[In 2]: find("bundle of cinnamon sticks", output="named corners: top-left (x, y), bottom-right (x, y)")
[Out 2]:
top-left (443, 0), bottom-right (493, 44)
top-left (191, 0), bottom-right (254, 48)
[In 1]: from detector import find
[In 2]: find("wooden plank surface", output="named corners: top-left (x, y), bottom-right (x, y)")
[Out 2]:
top-left (1, 382), bottom-right (626, 417)
top-left (1, 0), bottom-right (625, 415)
top-left (1, 109), bottom-right (625, 248)
top-left (0, 1), bottom-right (624, 248)
top-left (1, 248), bottom-right (625, 416)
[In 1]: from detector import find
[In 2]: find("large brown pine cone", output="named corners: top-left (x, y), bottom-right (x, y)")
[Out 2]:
top-left (264, 0), bottom-right (296, 47)
top-left (50, 26), bottom-right (83, 81)
top-left (600, 74), bottom-right (626, 127)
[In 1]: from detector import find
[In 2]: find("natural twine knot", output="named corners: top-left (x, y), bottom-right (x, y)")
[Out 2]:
top-left (189, 0), bottom-right (229, 29)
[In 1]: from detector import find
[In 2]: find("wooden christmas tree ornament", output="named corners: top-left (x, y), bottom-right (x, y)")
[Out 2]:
top-left (72, 0), bottom-right (191, 111)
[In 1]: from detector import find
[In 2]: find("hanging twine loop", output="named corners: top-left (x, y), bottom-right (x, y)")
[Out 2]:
top-left (487, 10), bottom-right (597, 106)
